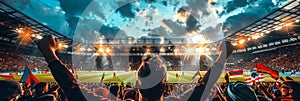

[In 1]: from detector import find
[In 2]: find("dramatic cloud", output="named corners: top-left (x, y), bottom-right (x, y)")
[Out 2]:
top-left (203, 23), bottom-right (224, 42)
top-left (99, 25), bottom-right (128, 39)
top-left (3, 0), bottom-right (292, 43)
top-left (186, 0), bottom-right (210, 17)
top-left (116, 1), bottom-right (136, 18)
top-left (58, 0), bottom-right (92, 33)
top-left (161, 19), bottom-right (188, 37)
top-left (221, 0), bottom-right (289, 36)
top-left (148, 26), bottom-right (168, 36)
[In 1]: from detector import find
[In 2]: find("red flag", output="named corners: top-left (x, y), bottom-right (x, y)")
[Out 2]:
top-left (25, 73), bottom-right (40, 85)
top-left (256, 63), bottom-right (279, 80)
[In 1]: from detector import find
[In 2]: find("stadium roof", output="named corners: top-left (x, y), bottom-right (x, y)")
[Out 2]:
top-left (0, 1), bottom-right (73, 47)
top-left (225, 0), bottom-right (300, 52)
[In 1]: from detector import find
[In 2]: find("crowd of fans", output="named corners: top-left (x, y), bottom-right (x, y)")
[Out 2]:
top-left (0, 43), bottom-right (48, 72)
top-left (1, 74), bottom-right (300, 101)
top-left (2, 45), bottom-right (299, 73)
top-left (227, 45), bottom-right (300, 72)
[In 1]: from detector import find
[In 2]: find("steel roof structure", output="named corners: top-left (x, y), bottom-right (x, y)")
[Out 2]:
top-left (225, 0), bottom-right (300, 52)
top-left (0, 0), bottom-right (299, 53)
top-left (0, 1), bottom-right (73, 47)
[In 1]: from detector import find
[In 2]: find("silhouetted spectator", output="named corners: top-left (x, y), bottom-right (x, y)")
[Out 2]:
top-left (32, 82), bottom-right (55, 101)
top-left (0, 80), bottom-right (21, 101)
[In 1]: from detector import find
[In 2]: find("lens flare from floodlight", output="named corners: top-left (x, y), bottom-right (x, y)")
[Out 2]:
top-left (15, 27), bottom-right (34, 44)
top-left (182, 45), bottom-right (212, 62)
top-left (238, 39), bottom-right (246, 44)
top-left (296, 19), bottom-right (299, 23)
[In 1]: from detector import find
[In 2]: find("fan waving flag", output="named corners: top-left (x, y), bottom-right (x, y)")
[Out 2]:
top-left (20, 66), bottom-right (39, 85)
top-left (256, 63), bottom-right (279, 80)
top-left (229, 69), bottom-right (243, 78)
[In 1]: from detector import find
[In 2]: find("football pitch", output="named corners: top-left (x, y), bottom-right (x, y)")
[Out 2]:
top-left (3, 71), bottom-right (300, 83)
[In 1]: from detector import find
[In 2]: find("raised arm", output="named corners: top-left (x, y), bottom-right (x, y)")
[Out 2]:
top-left (168, 40), bottom-right (233, 101)
top-left (37, 35), bottom-right (86, 101)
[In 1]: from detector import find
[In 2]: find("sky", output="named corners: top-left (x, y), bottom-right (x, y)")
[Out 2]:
top-left (4, 0), bottom-right (291, 44)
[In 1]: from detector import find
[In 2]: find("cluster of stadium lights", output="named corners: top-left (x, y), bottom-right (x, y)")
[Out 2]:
top-left (14, 27), bottom-right (69, 51)
top-left (14, 27), bottom-right (35, 44)
top-left (235, 19), bottom-right (299, 46)
top-left (14, 27), bottom-right (43, 40)
top-left (13, 26), bottom-right (212, 56)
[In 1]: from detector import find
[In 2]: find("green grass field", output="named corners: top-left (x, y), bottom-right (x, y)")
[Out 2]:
top-left (2, 71), bottom-right (300, 83)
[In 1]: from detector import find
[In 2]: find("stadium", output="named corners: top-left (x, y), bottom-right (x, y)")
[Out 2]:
top-left (0, 0), bottom-right (300, 101)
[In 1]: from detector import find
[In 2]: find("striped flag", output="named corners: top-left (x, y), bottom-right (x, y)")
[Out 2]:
top-left (20, 66), bottom-right (39, 85)
top-left (0, 73), bottom-right (14, 80)
top-left (229, 69), bottom-right (244, 78)
top-left (245, 72), bottom-right (264, 85)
